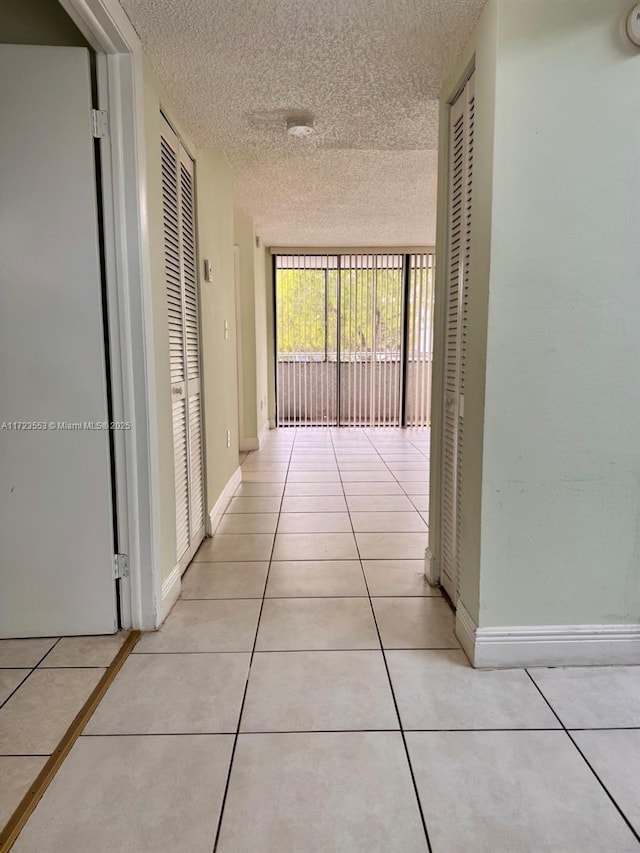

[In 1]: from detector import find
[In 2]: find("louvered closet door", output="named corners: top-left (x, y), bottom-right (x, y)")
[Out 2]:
top-left (440, 72), bottom-right (474, 603)
top-left (161, 116), bottom-right (205, 570)
top-left (179, 149), bottom-right (205, 545)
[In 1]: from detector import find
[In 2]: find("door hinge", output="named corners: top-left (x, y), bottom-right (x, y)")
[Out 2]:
top-left (91, 109), bottom-right (109, 139)
top-left (113, 553), bottom-right (129, 580)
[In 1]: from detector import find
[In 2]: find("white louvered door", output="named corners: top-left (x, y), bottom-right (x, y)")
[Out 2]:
top-left (440, 72), bottom-right (475, 603)
top-left (161, 116), bottom-right (205, 571)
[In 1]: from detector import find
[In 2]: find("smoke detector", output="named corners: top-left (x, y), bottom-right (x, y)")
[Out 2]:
top-left (286, 117), bottom-right (314, 138)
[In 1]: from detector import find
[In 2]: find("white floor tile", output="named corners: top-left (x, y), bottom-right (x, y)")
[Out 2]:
top-left (181, 561), bottom-right (268, 599)
top-left (387, 650), bottom-right (561, 729)
top-left (277, 512), bottom-right (352, 533)
top-left (241, 651), bottom-right (397, 732)
top-left (134, 600), bottom-right (261, 653)
top-left (216, 732), bottom-right (427, 853)
top-left (372, 598), bottom-right (458, 649)
top-left (528, 666), bottom-right (640, 728)
top-left (355, 532), bottom-right (427, 559)
top-left (351, 511), bottom-right (427, 532)
top-left (216, 513), bottom-right (279, 534)
top-left (12, 735), bottom-right (233, 853)
top-left (0, 669), bottom-right (104, 755)
top-left (281, 496), bottom-right (347, 513)
top-left (256, 598), bottom-right (379, 650)
top-left (38, 634), bottom-right (126, 668)
top-left (86, 653), bottom-right (250, 734)
top-left (0, 756), bottom-right (47, 827)
top-left (572, 730), bottom-right (640, 835)
top-left (265, 560), bottom-right (367, 597)
top-left (0, 638), bottom-right (58, 669)
top-left (406, 731), bottom-right (639, 853)
top-left (272, 532), bottom-right (358, 561)
top-left (362, 560), bottom-right (441, 597)
top-left (197, 533), bottom-right (274, 562)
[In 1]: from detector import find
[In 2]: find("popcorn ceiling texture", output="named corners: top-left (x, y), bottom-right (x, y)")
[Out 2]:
top-left (228, 149), bottom-right (438, 247)
top-left (121, 0), bottom-right (486, 244)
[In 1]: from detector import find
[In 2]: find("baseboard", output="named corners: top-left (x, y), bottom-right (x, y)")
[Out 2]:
top-left (455, 602), bottom-right (640, 668)
top-left (206, 466), bottom-right (242, 535)
top-left (258, 419), bottom-right (271, 447)
top-left (239, 437), bottom-right (259, 451)
top-left (424, 547), bottom-right (439, 587)
top-left (159, 564), bottom-right (181, 624)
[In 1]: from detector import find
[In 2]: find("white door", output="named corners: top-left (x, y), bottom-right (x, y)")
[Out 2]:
top-left (440, 72), bottom-right (475, 603)
top-left (0, 45), bottom-right (117, 637)
top-left (160, 117), bottom-right (205, 571)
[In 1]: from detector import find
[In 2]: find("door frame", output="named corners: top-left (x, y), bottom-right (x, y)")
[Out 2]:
top-left (272, 248), bottom-right (433, 428)
top-left (59, 0), bottom-right (162, 629)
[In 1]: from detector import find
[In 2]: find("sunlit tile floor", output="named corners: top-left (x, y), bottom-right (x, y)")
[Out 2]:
top-left (5, 428), bottom-right (640, 852)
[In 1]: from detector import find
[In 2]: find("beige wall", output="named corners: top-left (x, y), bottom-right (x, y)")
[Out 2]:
top-left (234, 211), bottom-right (271, 446)
top-left (143, 60), bottom-right (239, 581)
top-left (234, 209), bottom-right (258, 444)
top-left (434, 0), bottom-right (640, 629)
top-left (197, 151), bottom-right (240, 506)
top-left (253, 235), bottom-right (270, 434)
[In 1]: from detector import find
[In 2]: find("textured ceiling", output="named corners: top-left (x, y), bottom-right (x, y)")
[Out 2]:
top-left (121, 0), bottom-right (486, 245)
top-left (229, 149), bottom-right (438, 247)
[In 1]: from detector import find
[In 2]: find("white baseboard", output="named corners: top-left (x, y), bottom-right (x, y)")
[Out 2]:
top-left (206, 466), bottom-right (242, 535)
top-left (160, 564), bottom-right (181, 624)
top-left (424, 546), bottom-right (439, 587)
top-left (455, 602), bottom-right (640, 668)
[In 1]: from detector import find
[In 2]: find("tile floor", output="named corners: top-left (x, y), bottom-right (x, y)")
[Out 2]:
top-left (0, 633), bottom-right (127, 828)
top-left (5, 428), bottom-right (640, 852)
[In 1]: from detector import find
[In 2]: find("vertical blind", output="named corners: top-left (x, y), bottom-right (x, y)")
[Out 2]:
top-left (275, 252), bottom-right (435, 428)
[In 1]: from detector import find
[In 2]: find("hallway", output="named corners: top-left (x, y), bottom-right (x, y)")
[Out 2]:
top-left (5, 428), bottom-right (639, 851)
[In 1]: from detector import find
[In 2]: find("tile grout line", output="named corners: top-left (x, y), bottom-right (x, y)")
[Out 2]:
top-left (524, 670), bottom-right (640, 845)
top-left (79, 725), bottom-right (635, 737)
top-left (210, 436), bottom-right (294, 853)
top-left (0, 631), bottom-right (140, 853)
top-left (131, 646), bottom-right (462, 654)
top-left (330, 428), bottom-right (434, 853)
top-left (0, 639), bottom-right (63, 712)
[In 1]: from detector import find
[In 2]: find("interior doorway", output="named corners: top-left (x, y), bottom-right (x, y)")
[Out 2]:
top-left (275, 252), bottom-right (435, 428)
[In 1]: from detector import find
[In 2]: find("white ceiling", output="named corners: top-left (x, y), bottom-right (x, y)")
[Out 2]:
top-left (121, 0), bottom-right (486, 246)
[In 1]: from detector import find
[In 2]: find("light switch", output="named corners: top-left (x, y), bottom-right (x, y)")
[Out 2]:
top-left (203, 259), bottom-right (213, 282)
top-left (224, 320), bottom-right (229, 340)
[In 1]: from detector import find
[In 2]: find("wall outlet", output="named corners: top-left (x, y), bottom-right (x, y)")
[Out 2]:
top-left (224, 320), bottom-right (229, 341)
top-left (226, 430), bottom-right (231, 448)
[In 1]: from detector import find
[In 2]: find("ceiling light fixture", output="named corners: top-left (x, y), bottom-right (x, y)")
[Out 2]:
top-left (286, 117), bottom-right (314, 138)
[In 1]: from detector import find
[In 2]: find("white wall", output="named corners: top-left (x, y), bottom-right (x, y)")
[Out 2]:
top-left (479, 0), bottom-right (640, 627)
top-left (438, 0), bottom-right (640, 631)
